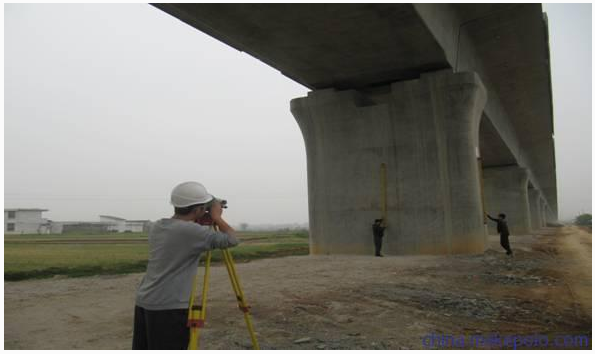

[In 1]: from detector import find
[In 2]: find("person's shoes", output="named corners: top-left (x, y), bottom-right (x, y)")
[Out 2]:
top-left (375, 254), bottom-right (384, 257)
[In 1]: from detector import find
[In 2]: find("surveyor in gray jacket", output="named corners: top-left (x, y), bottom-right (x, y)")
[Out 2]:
top-left (132, 181), bottom-right (238, 350)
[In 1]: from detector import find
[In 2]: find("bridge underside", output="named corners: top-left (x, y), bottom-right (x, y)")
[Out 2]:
top-left (154, 4), bottom-right (558, 255)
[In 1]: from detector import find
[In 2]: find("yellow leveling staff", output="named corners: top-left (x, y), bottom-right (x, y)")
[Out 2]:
top-left (187, 230), bottom-right (259, 350)
top-left (380, 163), bottom-right (387, 223)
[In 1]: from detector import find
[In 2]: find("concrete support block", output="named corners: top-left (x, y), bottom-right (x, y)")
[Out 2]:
top-left (290, 70), bottom-right (487, 255)
top-left (483, 166), bottom-right (531, 235)
top-left (528, 189), bottom-right (543, 231)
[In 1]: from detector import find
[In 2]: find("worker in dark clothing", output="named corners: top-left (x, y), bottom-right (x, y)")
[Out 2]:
top-left (372, 219), bottom-right (386, 257)
top-left (487, 213), bottom-right (513, 256)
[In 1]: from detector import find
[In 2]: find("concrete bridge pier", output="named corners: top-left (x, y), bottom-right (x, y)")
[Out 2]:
top-left (483, 166), bottom-right (532, 235)
top-left (528, 189), bottom-right (543, 231)
top-left (291, 70), bottom-right (488, 255)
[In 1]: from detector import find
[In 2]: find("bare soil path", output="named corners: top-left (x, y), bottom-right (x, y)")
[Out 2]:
top-left (4, 226), bottom-right (591, 349)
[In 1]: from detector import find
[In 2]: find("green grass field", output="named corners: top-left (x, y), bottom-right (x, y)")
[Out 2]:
top-left (4, 231), bottom-right (309, 281)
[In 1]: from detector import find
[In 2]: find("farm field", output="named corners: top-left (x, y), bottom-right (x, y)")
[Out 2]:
top-left (4, 231), bottom-right (309, 281)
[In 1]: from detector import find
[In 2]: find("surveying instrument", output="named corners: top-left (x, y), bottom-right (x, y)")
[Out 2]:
top-left (187, 200), bottom-right (260, 350)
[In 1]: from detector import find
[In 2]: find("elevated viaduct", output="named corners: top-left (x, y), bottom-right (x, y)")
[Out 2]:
top-left (154, 4), bottom-right (557, 255)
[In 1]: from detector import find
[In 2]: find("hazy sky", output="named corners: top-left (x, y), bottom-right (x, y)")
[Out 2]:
top-left (4, 3), bottom-right (592, 225)
top-left (542, 3), bottom-right (592, 220)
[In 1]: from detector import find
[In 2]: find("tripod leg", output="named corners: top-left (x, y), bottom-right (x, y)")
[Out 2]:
top-left (188, 251), bottom-right (212, 350)
top-left (222, 249), bottom-right (260, 350)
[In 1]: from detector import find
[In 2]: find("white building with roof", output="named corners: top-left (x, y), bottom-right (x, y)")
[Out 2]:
top-left (4, 208), bottom-right (50, 234)
top-left (99, 215), bottom-right (150, 233)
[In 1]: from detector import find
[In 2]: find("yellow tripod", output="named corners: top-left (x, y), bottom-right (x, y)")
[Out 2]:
top-left (187, 228), bottom-right (259, 350)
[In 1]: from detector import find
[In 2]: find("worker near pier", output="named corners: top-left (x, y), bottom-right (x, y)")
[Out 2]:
top-left (372, 218), bottom-right (386, 257)
top-left (487, 213), bottom-right (513, 256)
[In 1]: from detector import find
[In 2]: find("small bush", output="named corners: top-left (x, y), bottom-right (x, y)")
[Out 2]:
top-left (575, 213), bottom-right (592, 226)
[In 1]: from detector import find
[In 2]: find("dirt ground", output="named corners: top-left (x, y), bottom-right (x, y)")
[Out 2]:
top-left (4, 226), bottom-right (591, 350)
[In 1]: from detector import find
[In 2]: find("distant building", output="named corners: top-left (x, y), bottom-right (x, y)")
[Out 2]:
top-left (51, 216), bottom-right (151, 234)
top-left (99, 215), bottom-right (151, 233)
top-left (49, 221), bottom-right (111, 234)
top-left (4, 208), bottom-right (50, 234)
top-left (4, 209), bottom-right (152, 234)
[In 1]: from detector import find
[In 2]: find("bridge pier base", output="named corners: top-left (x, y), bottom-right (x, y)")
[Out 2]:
top-left (291, 70), bottom-right (488, 255)
top-left (483, 166), bottom-right (532, 235)
top-left (539, 198), bottom-right (547, 227)
top-left (528, 189), bottom-right (543, 232)
top-left (545, 207), bottom-right (557, 225)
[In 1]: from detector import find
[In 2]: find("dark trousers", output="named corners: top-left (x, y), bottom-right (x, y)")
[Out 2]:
top-left (132, 305), bottom-right (189, 350)
top-left (500, 234), bottom-right (512, 255)
top-left (374, 235), bottom-right (383, 255)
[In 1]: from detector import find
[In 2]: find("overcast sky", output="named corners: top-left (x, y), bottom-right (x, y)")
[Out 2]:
top-left (4, 3), bottom-right (592, 225)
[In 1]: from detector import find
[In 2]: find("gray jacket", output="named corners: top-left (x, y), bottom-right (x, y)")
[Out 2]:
top-left (135, 218), bottom-right (238, 310)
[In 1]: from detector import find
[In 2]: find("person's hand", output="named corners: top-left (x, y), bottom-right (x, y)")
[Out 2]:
top-left (209, 200), bottom-right (223, 221)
